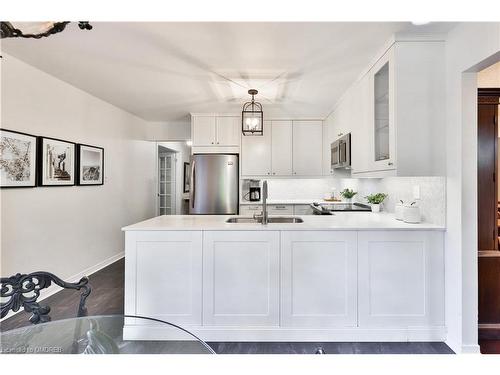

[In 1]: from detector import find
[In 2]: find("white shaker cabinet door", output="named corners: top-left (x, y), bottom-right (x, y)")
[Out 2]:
top-left (281, 231), bottom-right (358, 327)
top-left (271, 120), bottom-right (293, 175)
top-left (216, 116), bottom-right (240, 146)
top-left (203, 231), bottom-right (280, 326)
top-left (357, 231), bottom-right (444, 327)
top-left (241, 121), bottom-right (272, 176)
top-left (192, 116), bottom-right (216, 146)
top-left (125, 231), bottom-right (203, 326)
top-left (292, 121), bottom-right (323, 176)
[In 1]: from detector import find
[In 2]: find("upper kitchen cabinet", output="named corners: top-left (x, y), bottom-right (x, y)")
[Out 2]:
top-left (241, 120), bottom-right (272, 176)
top-left (271, 121), bottom-right (293, 175)
top-left (292, 120), bottom-right (323, 176)
top-left (331, 38), bottom-right (446, 177)
top-left (241, 119), bottom-right (323, 177)
top-left (191, 114), bottom-right (240, 153)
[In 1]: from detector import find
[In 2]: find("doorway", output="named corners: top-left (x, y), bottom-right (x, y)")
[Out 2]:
top-left (477, 61), bottom-right (500, 353)
top-left (158, 145), bottom-right (176, 215)
top-left (156, 141), bottom-right (192, 215)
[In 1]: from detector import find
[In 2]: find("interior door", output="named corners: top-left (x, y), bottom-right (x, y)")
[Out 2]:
top-left (478, 89), bottom-right (500, 332)
top-left (158, 152), bottom-right (176, 215)
top-left (477, 98), bottom-right (498, 250)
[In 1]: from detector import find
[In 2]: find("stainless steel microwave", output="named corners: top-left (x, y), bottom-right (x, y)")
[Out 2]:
top-left (331, 133), bottom-right (351, 169)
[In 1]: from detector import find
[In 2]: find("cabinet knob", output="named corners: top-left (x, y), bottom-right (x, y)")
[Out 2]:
top-left (293, 172), bottom-right (297, 175)
top-left (211, 142), bottom-right (214, 144)
top-left (272, 172), bottom-right (276, 175)
top-left (217, 142), bottom-right (219, 144)
top-left (267, 172), bottom-right (270, 175)
top-left (388, 162), bottom-right (393, 166)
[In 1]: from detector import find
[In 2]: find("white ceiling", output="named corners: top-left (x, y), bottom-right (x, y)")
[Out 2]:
top-left (1, 22), bottom-right (456, 122)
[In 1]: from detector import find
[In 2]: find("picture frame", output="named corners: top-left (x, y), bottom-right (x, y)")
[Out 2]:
top-left (0, 128), bottom-right (38, 188)
top-left (183, 162), bottom-right (190, 193)
top-left (77, 144), bottom-right (104, 186)
top-left (38, 136), bottom-right (76, 186)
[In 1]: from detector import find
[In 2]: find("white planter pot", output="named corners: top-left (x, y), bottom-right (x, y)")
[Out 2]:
top-left (371, 204), bottom-right (381, 213)
top-left (344, 198), bottom-right (352, 204)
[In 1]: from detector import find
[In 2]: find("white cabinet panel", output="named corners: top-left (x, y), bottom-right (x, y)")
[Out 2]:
top-left (358, 231), bottom-right (444, 327)
top-left (203, 231), bottom-right (280, 326)
top-left (125, 231), bottom-right (202, 326)
top-left (268, 204), bottom-right (294, 215)
top-left (350, 74), bottom-right (373, 174)
top-left (241, 120), bottom-right (272, 176)
top-left (281, 231), bottom-right (357, 327)
top-left (271, 121), bottom-right (293, 175)
top-left (216, 116), bottom-right (240, 146)
top-left (192, 116), bottom-right (216, 146)
top-left (293, 204), bottom-right (314, 215)
top-left (239, 204), bottom-right (262, 216)
top-left (293, 121), bottom-right (323, 176)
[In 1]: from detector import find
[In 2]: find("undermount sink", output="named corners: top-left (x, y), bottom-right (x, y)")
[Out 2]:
top-left (267, 217), bottom-right (304, 223)
top-left (225, 216), bottom-right (304, 224)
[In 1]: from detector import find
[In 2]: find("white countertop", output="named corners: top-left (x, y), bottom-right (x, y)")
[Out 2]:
top-left (122, 212), bottom-right (445, 231)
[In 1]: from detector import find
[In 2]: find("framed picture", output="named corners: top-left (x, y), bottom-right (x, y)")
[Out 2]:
top-left (77, 144), bottom-right (104, 185)
top-left (0, 128), bottom-right (38, 188)
top-left (183, 162), bottom-right (190, 193)
top-left (39, 137), bottom-right (76, 186)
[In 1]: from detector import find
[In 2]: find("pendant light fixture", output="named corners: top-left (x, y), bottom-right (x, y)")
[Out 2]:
top-left (242, 89), bottom-right (263, 136)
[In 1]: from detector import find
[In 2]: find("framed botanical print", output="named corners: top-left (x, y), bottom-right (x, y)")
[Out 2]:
top-left (39, 137), bottom-right (76, 186)
top-left (0, 129), bottom-right (38, 188)
top-left (77, 144), bottom-right (104, 185)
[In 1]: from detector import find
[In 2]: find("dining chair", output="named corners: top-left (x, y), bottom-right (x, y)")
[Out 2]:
top-left (0, 271), bottom-right (91, 324)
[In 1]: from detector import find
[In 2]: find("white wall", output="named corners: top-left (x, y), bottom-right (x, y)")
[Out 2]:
top-left (148, 120), bottom-right (191, 141)
top-left (0, 54), bottom-right (156, 282)
top-left (444, 22), bottom-right (500, 353)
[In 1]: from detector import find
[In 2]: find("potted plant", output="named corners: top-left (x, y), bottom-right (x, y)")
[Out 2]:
top-left (365, 193), bottom-right (388, 212)
top-left (340, 188), bottom-right (357, 203)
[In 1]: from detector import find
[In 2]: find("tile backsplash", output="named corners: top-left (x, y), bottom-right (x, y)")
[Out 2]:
top-left (252, 177), bottom-right (446, 226)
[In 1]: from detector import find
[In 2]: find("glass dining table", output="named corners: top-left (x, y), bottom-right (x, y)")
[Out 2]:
top-left (0, 315), bottom-right (215, 354)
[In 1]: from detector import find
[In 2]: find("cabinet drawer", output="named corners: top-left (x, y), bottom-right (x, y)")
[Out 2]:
top-left (268, 205), bottom-right (294, 215)
top-left (239, 205), bottom-right (261, 216)
top-left (293, 204), bottom-right (314, 215)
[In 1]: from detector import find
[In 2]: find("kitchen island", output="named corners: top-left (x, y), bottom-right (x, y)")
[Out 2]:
top-left (122, 213), bottom-right (445, 342)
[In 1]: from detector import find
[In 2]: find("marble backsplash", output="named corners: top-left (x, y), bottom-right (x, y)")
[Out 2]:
top-left (260, 177), bottom-right (446, 226)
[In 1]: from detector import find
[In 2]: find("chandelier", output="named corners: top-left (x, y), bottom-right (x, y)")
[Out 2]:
top-left (242, 89), bottom-right (263, 136)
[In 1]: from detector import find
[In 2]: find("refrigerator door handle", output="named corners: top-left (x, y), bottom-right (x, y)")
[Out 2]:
top-left (191, 160), bottom-right (196, 209)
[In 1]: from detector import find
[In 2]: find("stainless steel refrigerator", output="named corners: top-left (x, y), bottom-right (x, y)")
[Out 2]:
top-left (189, 154), bottom-right (239, 215)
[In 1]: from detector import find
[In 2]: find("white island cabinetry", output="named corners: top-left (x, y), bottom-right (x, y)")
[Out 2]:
top-left (123, 215), bottom-right (445, 342)
top-left (202, 231), bottom-right (280, 327)
top-left (124, 231), bottom-right (203, 326)
top-left (281, 231), bottom-right (357, 327)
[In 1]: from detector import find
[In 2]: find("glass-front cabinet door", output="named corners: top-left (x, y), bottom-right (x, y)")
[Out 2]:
top-left (371, 49), bottom-right (395, 171)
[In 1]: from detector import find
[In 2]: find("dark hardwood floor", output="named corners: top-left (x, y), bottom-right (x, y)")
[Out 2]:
top-left (1, 259), bottom-right (455, 354)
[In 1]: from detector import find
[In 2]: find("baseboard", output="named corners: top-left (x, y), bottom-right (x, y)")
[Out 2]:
top-left (123, 325), bottom-right (447, 342)
top-left (1, 251), bottom-right (124, 322)
top-left (460, 344), bottom-right (481, 354)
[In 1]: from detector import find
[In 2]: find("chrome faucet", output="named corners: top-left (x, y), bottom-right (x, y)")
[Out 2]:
top-left (253, 180), bottom-right (269, 224)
